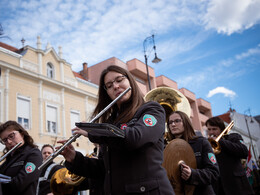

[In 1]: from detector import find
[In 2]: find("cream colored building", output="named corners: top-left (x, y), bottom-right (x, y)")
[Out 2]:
top-left (0, 37), bottom-right (98, 160)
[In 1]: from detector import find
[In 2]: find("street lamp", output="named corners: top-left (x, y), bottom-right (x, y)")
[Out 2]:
top-left (244, 109), bottom-right (257, 161)
top-left (143, 34), bottom-right (162, 90)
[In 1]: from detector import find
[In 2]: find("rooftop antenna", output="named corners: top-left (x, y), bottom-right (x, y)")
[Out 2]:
top-left (21, 38), bottom-right (25, 47)
top-left (229, 101), bottom-right (233, 111)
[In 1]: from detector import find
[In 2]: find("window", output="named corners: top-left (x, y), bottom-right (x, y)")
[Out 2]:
top-left (17, 96), bottom-right (30, 129)
top-left (70, 110), bottom-right (80, 129)
top-left (46, 105), bottom-right (57, 134)
top-left (47, 62), bottom-right (54, 78)
top-left (135, 77), bottom-right (145, 84)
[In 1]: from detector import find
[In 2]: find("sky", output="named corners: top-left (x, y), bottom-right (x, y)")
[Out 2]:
top-left (0, 0), bottom-right (260, 117)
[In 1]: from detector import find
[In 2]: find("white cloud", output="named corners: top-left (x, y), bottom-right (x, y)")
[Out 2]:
top-left (203, 0), bottom-right (260, 35)
top-left (0, 0), bottom-right (209, 69)
top-left (207, 87), bottom-right (236, 98)
top-left (1, 0), bottom-right (260, 72)
top-left (235, 44), bottom-right (260, 60)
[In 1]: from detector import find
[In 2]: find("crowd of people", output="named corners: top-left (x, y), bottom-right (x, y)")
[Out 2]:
top-left (0, 65), bottom-right (258, 195)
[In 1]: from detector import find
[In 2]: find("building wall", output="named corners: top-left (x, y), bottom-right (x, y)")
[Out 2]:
top-left (0, 39), bottom-right (99, 161)
top-left (230, 111), bottom-right (260, 162)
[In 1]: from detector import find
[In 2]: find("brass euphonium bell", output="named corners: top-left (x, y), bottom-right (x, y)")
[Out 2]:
top-left (50, 152), bottom-right (97, 195)
top-left (144, 87), bottom-right (191, 120)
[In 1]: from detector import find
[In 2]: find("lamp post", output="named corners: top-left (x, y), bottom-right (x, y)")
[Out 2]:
top-left (244, 109), bottom-right (257, 161)
top-left (143, 34), bottom-right (162, 90)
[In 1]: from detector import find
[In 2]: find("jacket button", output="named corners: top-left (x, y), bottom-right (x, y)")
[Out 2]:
top-left (140, 186), bottom-right (145, 192)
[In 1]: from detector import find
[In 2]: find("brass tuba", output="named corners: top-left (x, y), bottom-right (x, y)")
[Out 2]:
top-left (208, 120), bottom-right (234, 154)
top-left (144, 87), bottom-right (191, 120)
top-left (144, 87), bottom-right (195, 195)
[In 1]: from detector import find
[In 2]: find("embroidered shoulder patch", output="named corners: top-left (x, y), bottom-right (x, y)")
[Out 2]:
top-left (208, 153), bottom-right (217, 164)
top-left (120, 123), bottom-right (127, 130)
top-left (143, 114), bottom-right (157, 127)
top-left (25, 162), bottom-right (36, 173)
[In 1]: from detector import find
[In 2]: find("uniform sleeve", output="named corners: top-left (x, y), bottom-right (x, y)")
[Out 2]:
top-left (65, 151), bottom-right (105, 179)
top-left (187, 138), bottom-right (219, 186)
top-left (7, 148), bottom-right (42, 192)
top-left (123, 102), bottom-right (165, 150)
top-left (88, 102), bottom-right (166, 151)
top-left (219, 133), bottom-right (248, 158)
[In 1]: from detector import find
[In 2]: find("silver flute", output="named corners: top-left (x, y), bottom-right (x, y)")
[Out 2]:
top-left (0, 141), bottom-right (23, 162)
top-left (39, 87), bottom-right (131, 170)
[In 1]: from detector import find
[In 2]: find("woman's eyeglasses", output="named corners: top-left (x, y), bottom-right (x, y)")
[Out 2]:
top-left (104, 75), bottom-right (126, 90)
top-left (169, 119), bottom-right (182, 125)
top-left (0, 132), bottom-right (17, 144)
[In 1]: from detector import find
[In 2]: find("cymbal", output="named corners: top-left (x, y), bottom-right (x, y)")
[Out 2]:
top-left (163, 138), bottom-right (196, 195)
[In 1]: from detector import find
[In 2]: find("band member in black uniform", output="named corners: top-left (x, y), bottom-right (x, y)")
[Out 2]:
top-left (37, 144), bottom-right (63, 195)
top-left (59, 65), bottom-right (175, 195)
top-left (166, 111), bottom-right (219, 195)
top-left (206, 116), bottom-right (254, 195)
top-left (0, 120), bottom-right (42, 195)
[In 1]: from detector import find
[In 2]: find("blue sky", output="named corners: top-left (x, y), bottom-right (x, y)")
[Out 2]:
top-left (1, 0), bottom-right (260, 117)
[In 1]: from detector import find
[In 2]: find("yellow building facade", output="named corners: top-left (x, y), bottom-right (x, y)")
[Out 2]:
top-left (0, 37), bottom-right (98, 160)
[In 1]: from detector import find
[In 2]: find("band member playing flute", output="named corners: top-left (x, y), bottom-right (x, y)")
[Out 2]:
top-left (0, 121), bottom-right (42, 195)
top-left (58, 65), bottom-right (175, 195)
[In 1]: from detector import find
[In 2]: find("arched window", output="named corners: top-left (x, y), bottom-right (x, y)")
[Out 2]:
top-left (47, 62), bottom-right (54, 78)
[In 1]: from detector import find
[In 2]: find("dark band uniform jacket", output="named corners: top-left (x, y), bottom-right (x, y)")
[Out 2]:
top-left (66, 101), bottom-right (175, 195)
top-left (187, 136), bottom-right (219, 195)
top-left (214, 133), bottom-right (254, 195)
top-left (0, 144), bottom-right (42, 195)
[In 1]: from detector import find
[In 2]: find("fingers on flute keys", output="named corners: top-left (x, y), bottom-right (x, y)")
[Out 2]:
top-left (71, 127), bottom-right (88, 137)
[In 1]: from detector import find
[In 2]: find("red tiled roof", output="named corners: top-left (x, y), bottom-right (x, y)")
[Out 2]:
top-left (0, 42), bottom-right (19, 52)
top-left (73, 71), bottom-right (84, 80)
top-left (217, 112), bottom-right (231, 123)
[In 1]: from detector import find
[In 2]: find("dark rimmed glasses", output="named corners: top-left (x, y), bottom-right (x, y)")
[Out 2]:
top-left (168, 119), bottom-right (182, 125)
top-left (104, 75), bottom-right (126, 90)
top-left (0, 131), bottom-right (17, 144)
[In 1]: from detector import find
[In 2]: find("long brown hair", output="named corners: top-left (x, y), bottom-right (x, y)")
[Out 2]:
top-left (92, 65), bottom-right (144, 124)
top-left (0, 120), bottom-right (38, 153)
top-left (166, 111), bottom-right (196, 142)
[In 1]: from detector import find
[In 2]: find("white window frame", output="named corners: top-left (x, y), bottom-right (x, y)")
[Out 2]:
top-left (45, 103), bottom-right (59, 134)
top-left (16, 95), bottom-right (31, 130)
top-left (70, 110), bottom-right (80, 129)
top-left (47, 62), bottom-right (55, 79)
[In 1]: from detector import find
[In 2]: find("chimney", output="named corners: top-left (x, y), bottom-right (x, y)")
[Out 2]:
top-left (37, 36), bottom-right (42, 49)
top-left (80, 62), bottom-right (88, 80)
top-left (58, 46), bottom-right (62, 58)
